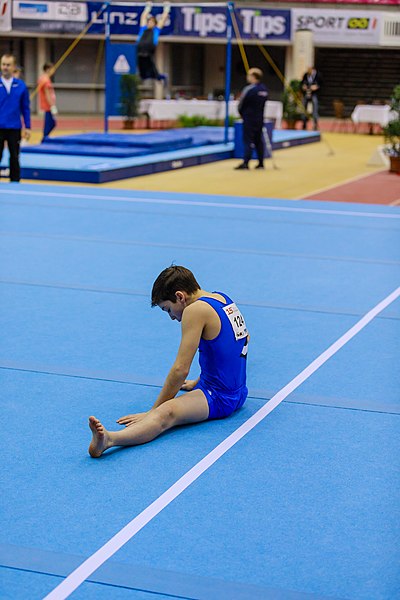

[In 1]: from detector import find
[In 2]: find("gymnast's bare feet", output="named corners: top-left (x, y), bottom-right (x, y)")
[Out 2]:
top-left (88, 416), bottom-right (111, 458)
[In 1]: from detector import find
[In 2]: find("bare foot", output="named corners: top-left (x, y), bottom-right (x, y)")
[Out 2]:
top-left (88, 416), bottom-right (111, 458)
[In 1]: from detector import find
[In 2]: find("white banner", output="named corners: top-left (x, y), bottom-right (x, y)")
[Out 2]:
top-left (292, 9), bottom-right (381, 46)
top-left (0, 0), bottom-right (12, 32)
top-left (13, 1), bottom-right (87, 22)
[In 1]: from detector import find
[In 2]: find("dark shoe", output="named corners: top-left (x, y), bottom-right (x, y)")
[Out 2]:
top-left (255, 163), bottom-right (264, 169)
top-left (234, 163), bottom-right (249, 170)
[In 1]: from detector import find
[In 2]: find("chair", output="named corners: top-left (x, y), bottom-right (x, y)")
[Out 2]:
top-left (332, 99), bottom-right (351, 133)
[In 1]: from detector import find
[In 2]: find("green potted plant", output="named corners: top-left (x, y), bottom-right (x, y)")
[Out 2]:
top-left (120, 74), bottom-right (141, 129)
top-left (282, 79), bottom-right (304, 129)
top-left (383, 84), bottom-right (400, 173)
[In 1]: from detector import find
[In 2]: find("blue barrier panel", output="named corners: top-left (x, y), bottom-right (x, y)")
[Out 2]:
top-left (105, 42), bottom-right (136, 119)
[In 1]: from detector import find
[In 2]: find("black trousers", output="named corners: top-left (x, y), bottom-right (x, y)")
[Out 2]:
top-left (137, 54), bottom-right (160, 81)
top-left (243, 122), bottom-right (264, 165)
top-left (0, 129), bottom-right (21, 182)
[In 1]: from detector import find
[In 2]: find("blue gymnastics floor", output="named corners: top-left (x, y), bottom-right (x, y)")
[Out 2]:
top-left (1, 183), bottom-right (399, 600)
top-left (0, 129), bottom-right (320, 183)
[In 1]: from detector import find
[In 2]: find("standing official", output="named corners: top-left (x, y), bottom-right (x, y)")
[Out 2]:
top-left (0, 54), bottom-right (31, 182)
top-left (301, 66), bottom-right (321, 131)
top-left (235, 68), bottom-right (268, 170)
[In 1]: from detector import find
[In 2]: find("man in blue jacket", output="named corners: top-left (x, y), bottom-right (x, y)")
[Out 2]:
top-left (0, 54), bottom-right (31, 182)
top-left (235, 67), bottom-right (268, 170)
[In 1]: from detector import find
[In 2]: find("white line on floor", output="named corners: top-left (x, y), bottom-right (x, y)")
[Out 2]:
top-left (43, 285), bottom-right (400, 600)
top-left (1, 188), bottom-right (400, 219)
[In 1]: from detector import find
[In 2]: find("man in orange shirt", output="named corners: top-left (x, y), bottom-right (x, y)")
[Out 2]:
top-left (37, 62), bottom-right (58, 142)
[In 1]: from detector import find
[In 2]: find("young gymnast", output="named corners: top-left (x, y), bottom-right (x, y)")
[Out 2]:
top-left (136, 1), bottom-right (170, 83)
top-left (88, 265), bottom-right (249, 457)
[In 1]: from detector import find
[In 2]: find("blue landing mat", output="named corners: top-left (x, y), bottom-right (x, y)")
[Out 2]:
top-left (0, 128), bottom-right (320, 183)
top-left (21, 128), bottom-right (231, 158)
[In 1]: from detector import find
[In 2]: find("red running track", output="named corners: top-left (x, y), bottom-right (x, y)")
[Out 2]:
top-left (303, 170), bottom-right (400, 206)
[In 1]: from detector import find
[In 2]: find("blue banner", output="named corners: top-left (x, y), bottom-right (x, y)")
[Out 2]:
top-left (175, 7), bottom-right (291, 41)
top-left (11, 3), bottom-right (291, 41)
top-left (87, 3), bottom-right (175, 35)
top-left (105, 43), bottom-right (136, 117)
top-left (86, 4), bottom-right (290, 41)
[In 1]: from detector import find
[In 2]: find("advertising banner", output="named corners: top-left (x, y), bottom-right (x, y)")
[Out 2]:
top-left (11, 3), bottom-right (291, 42)
top-left (0, 0), bottom-right (12, 32)
top-left (86, 3), bottom-right (174, 36)
top-left (12, 0), bottom-right (87, 33)
top-left (282, 0), bottom-right (398, 4)
top-left (175, 6), bottom-right (291, 41)
top-left (292, 8), bottom-right (381, 45)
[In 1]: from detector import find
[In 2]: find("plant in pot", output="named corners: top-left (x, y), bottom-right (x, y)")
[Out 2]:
top-left (282, 79), bottom-right (304, 129)
top-left (383, 84), bottom-right (400, 173)
top-left (120, 74), bottom-right (141, 129)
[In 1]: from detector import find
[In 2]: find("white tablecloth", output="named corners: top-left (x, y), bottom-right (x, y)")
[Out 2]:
top-left (139, 99), bottom-right (283, 128)
top-left (351, 105), bottom-right (394, 127)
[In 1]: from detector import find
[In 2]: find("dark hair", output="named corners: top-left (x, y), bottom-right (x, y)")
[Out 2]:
top-left (151, 265), bottom-right (200, 306)
top-left (43, 62), bottom-right (53, 71)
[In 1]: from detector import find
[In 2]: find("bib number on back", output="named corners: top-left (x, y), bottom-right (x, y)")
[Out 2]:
top-left (222, 303), bottom-right (248, 341)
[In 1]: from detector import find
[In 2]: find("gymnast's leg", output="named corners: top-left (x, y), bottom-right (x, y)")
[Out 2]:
top-left (88, 389), bottom-right (209, 457)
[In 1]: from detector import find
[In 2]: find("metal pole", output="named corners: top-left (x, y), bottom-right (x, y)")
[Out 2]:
top-left (262, 126), bottom-right (279, 170)
top-left (104, 3), bottom-right (111, 133)
top-left (224, 2), bottom-right (233, 145)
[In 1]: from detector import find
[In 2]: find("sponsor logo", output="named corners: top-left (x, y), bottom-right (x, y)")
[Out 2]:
top-left (56, 2), bottom-right (86, 20)
top-left (113, 54), bottom-right (130, 74)
top-left (180, 7), bottom-right (226, 37)
top-left (172, 160), bottom-right (183, 168)
top-left (295, 12), bottom-right (377, 32)
top-left (17, 2), bottom-right (49, 15)
top-left (240, 9), bottom-right (287, 38)
top-left (14, 0), bottom-right (86, 21)
top-left (347, 17), bottom-right (376, 30)
top-left (90, 9), bottom-right (139, 27)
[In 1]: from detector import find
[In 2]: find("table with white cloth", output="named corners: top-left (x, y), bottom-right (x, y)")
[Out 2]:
top-left (351, 105), bottom-right (394, 127)
top-left (139, 99), bottom-right (283, 128)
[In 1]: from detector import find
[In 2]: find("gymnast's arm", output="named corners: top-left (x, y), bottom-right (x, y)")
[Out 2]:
top-left (157, 1), bottom-right (170, 30)
top-left (140, 1), bottom-right (152, 27)
top-left (152, 302), bottom-right (205, 408)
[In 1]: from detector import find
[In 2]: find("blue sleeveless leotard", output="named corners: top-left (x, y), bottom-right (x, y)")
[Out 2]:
top-left (194, 292), bottom-right (248, 419)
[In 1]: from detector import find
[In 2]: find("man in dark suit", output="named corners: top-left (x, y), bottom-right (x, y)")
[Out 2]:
top-left (301, 66), bottom-right (322, 131)
top-left (235, 67), bottom-right (268, 170)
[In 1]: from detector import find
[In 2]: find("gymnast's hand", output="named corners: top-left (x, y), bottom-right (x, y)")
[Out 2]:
top-left (116, 412), bottom-right (150, 427)
top-left (180, 379), bottom-right (198, 392)
top-left (163, 1), bottom-right (171, 13)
